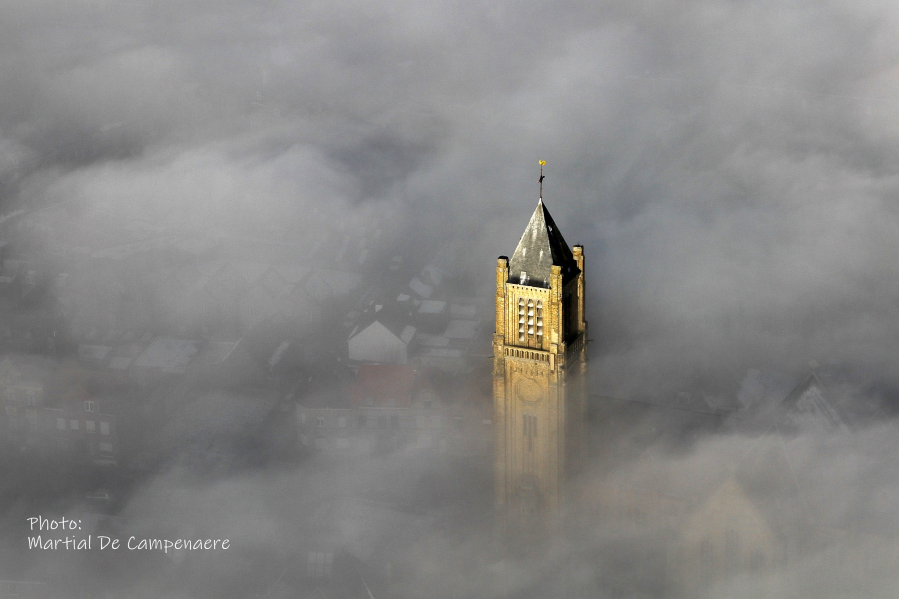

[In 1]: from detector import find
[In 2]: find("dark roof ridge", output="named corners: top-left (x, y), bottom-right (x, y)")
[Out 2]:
top-left (507, 199), bottom-right (577, 288)
top-left (781, 371), bottom-right (848, 429)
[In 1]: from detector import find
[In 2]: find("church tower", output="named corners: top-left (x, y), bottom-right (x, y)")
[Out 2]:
top-left (493, 188), bottom-right (587, 536)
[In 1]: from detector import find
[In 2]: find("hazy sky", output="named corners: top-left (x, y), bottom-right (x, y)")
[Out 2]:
top-left (4, 0), bottom-right (899, 398)
top-left (7, 3), bottom-right (899, 597)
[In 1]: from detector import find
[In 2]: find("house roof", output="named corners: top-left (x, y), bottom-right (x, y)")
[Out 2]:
top-left (133, 338), bottom-right (200, 372)
top-left (680, 477), bottom-right (778, 547)
top-left (444, 318), bottom-right (480, 340)
top-left (0, 357), bottom-right (48, 389)
top-left (193, 340), bottom-right (241, 367)
top-left (310, 268), bottom-right (362, 296)
top-left (293, 355), bottom-right (356, 408)
top-left (350, 364), bottom-right (416, 408)
top-left (408, 276), bottom-right (433, 298)
top-left (508, 199), bottom-right (578, 288)
top-left (78, 344), bottom-right (111, 363)
top-left (780, 373), bottom-right (848, 433)
top-left (736, 371), bottom-right (848, 435)
top-left (267, 340), bottom-right (290, 370)
top-left (348, 303), bottom-right (417, 345)
top-left (417, 300), bottom-right (447, 315)
top-left (156, 388), bottom-right (280, 450)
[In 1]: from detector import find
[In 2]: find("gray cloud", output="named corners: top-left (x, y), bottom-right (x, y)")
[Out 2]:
top-left (5, 0), bottom-right (899, 595)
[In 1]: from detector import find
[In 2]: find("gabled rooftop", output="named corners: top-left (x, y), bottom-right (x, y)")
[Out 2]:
top-left (734, 370), bottom-right (850, 435)
top-left (508, 199), bottom-right (578, 288)
top-left (780, 373), bottom-right (848, 433)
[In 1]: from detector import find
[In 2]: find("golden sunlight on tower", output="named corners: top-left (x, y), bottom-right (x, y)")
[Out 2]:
top-left (492, 183), bottom-right (588, 539)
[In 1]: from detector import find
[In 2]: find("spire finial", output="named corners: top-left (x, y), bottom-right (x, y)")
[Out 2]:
top-left (538, 160), bottom-right (546, 200)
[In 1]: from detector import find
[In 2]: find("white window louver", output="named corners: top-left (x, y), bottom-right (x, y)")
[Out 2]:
top-left (527, 300), bottom-right (535, 335)
top-left (536, 301), bottom-right (544, 337)
top-left (518, 298), bottom-right (526, 340)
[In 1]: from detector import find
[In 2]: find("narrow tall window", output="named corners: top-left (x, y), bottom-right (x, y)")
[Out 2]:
top-left (527, 300), bottom-right (534, 336)
top-left (518, 298), bottom-right (526, 341)
top-left (523, 413), bottom-right (537, 474)
top-left (308, 552), bottom-right (334, 578)
top-left (536, 300), bottom-right (543, 343)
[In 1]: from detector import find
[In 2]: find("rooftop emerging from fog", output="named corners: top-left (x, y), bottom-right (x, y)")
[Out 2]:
top-left (507, 165), bottom-right (579, 288)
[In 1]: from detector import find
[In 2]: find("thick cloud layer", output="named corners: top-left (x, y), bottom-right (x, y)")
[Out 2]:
top-left (4, 0), bottom-right (899, 397)
top-left (4, 1), bottom-right (899, 596)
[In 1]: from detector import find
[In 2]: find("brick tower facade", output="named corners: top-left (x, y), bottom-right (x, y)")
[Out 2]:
top-left (493, 198), bottom-right (587, 536)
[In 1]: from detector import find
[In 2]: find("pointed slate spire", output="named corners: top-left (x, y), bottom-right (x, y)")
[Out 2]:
top-left (508, 199), bottom-right (577, 288)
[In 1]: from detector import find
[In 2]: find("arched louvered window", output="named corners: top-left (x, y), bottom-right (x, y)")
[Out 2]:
top-left (527, 299), bottom-right (534, 335)
top-left (518, 298), bottom-right (526, 341)
top-left (536, 300), bottom-right (543, 341)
